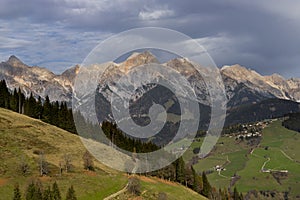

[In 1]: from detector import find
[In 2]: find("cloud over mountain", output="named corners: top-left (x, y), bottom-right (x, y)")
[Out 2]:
top-left (0, 0), bottom-right (299, 77)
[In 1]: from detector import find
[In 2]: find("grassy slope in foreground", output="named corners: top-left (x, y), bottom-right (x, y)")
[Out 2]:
top-left (0, 108), bottom-right (206, 200)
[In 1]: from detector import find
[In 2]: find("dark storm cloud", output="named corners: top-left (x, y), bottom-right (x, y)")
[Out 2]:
top-left (0, 0), bottom-right (299, 77)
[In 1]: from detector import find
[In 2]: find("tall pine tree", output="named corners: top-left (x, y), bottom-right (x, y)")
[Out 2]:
top-left (42, 96), bottom-right (52, 123)
top-left (13, 184), bottom-right (22, 200)
top-left (25, 182), bottom-right (36, 200)
top-left (0, 80), bottom-right (10, 108)
top-left (192, 167), bottom-right (202, 193)
top-left (65, 185), bottom-right (77, 200)
top-left (10, 88), bottom-right (18, 112)
top-left (43, 186), bottom-right (53, 200)
top-left (52, 182), bottom-right (61, 200)
top-left (201, 171), bottom-right (212, 198)
top-left (175, 157), bottom-right (185, 184)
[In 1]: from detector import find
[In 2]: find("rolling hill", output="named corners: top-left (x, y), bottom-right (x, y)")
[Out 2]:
top-left (0, 108), bottom-right (206, 200)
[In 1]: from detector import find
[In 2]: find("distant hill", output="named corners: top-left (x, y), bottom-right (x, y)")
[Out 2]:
top-left (283, 112), bottom-right (300, 132)
top-left (0, 108), bottom-right (206, 200)
top-left (225, 98), bottom-right (300, 126)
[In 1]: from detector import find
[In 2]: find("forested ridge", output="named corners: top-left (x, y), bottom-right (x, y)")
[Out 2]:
top-left (283, 113), bottom-right (300, 132)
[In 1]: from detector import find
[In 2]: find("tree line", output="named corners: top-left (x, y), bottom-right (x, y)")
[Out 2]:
top-left (282, 113), bottom-right (300, 132)
top-left (0, 80), bottom-right (76, 133)
top-left (13, 181), bottom-right (77, 200)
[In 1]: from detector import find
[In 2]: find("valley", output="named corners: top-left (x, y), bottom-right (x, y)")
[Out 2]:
top-left (183, 120), bottom-right (300, 199)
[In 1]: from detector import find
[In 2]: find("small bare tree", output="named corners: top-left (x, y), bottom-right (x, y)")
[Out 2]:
top-left (63, 153), bottom-right (72, 173)
top-left (18, 156), bottom-right (30, 176)
top-left (83, 151), bottom-right (94, 171)
top-left (128, 177), bottom-right (141, 195)
top-left (39, 151), bottom-right (48, 176)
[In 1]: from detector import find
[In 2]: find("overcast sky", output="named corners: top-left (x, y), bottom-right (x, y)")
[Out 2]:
top-left (0, 0), bottom-right (299, 78)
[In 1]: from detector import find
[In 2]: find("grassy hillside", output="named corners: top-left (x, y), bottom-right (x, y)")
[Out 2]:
top-left (0, 108), bottom-right (206, 200)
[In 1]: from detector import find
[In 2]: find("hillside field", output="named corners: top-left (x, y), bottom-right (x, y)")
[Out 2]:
top-left (0, 108), bottom-right (206, 200)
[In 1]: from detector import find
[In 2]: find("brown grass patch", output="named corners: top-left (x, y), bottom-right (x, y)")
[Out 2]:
top-left (136, 176), bottom-right (157, 183)
top-left (38, 176), bottom-right (52, 183)
top-left (84, 170), bottom-right (97, 177)
top-left (0, 178), bottom-right (8, 186)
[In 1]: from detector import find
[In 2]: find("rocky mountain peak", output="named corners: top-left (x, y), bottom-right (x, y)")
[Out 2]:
top-left (1, 54), bottom-right (300, 106)
top-left (7, 55), bottom-right (25, 67)
top-left (264, 73), bottom-right (286, 85)
top-left (61, 65), bottom-right (80, 78)
top-left (165, 57), bottom-right (198, 76)
top-left (120, 51), bottom-right (159, 72)
top-left (127, 51), bottom-right (158, 62)
top-left (221, 64), bottom-right (263, 82)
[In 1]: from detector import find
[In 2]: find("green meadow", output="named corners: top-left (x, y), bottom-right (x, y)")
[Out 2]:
top-left (185, 120), bottom-right (300, 198)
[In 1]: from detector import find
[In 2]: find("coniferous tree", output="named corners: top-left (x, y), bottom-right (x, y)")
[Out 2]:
top-left (184, 166), bottom-right (194, 188)
top-left (52, 101), bottom-right (59, 126)
top-left (42, 95), bottom-right (52, 123)
top-left (240, 192), bottom-right (244, 200)
top-left (29, 93), bottom-right (37, 118)
top-left (43, 186), bottom-right (53, 200)
top-left (52, 182), bottom-right (61, 200)
top-left (192, 167), bottom-right (202, 193)
top-left (26, 182), bottom-right (36, 200)
top-left (35, 96), bottom-right (43, 119)
top-left (34, 186), bottom-right (43, 200)
top-left (65, 185), bottom-right (77, 200)
top-left (201, 172), bottom-right (212, 198)
top-left (25, 93), bottom-right (36, 117)
top-left (233, 187), bottom-right (239, 200)
top-left (0, 80), bottom-right (10, 108)
top-left (13, 184), bottom-right (22, 200)
top-left (18, 88), bottom-right (25, 114)
top-left (175, 157), bottom-right (185, 184)
top-left (10, 88), bottom-right (18, 112)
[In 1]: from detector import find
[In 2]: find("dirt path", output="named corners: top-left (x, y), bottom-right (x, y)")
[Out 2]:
top-left (261, 157), bottom-right (270, 171)
top-left (218, 170), bottom-right (230, 179)
top-left (217, 155), bottom-right (231, 179)
top-left (280, 149), bottom-right (293, 161)
top-left (103, 182), bottom-right (129, 200)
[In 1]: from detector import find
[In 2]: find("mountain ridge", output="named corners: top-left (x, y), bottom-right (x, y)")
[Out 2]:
top-left (1, 53), bottom-right (300, 106)
top-left (0, 55), bottom-right (78, 102)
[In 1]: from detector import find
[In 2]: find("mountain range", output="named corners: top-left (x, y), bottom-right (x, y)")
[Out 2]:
top-left (0, 55), bottom-right (79, 102)
top-left (1, 52), bottom-right (300, 129)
